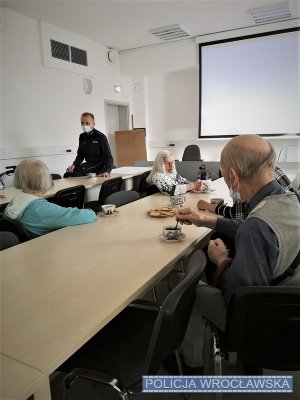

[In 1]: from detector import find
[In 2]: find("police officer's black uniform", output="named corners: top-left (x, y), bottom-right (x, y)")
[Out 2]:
top-left (67, 129), bottom-right (113, 177)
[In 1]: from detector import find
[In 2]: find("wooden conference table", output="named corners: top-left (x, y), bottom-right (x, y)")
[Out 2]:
top-left (0, 178), bottom-right (230, 400)
top-left (0, 166), bottom-right (151, 207)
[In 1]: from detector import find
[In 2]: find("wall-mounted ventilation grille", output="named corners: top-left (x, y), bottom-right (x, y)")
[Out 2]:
top-left (149, 23), bottom-right (191, 41)
top-left (51, 40), bottom-right (70, 61)
top-left (248, 1), bottom-right (292, 24)
top-left (50, 40), bottom-right (88, 66)
top-left (71, 46), bottom-right (88, 66)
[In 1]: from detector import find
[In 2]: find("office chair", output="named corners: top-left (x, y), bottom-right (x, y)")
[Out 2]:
top-left (182, 144), bottom-right (202, 161)
top-left (0, 231), bottom-right (20, 250)
top-left (51, 173), bottom-right (62, 180)
top-left (203, 286), bottom-right (300, 380)
top-left (52, 185), bottom-right (86, 209)
top-left (137, 170), bottom-right (159, 198)
top-left (1, 214), bottom-right (31, 244)
top-left (84, 176), bottom-right (123, 213)
top-left (62, 250), bottom-right (207, 400)
top-left (104, 190), bottom-right (140, 207)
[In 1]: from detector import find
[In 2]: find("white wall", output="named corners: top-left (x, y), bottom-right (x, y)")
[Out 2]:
top-left (1, 7), bottom-right (299, 187)
top-left (0, 7), bottom-right (133, 177)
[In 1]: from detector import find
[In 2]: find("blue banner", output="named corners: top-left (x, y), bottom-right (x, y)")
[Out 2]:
top-left (142, 376), bottom-right (293, 393)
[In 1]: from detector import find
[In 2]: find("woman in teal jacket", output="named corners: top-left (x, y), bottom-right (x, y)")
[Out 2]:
top-left (5, 159), bottom-right (96, 238)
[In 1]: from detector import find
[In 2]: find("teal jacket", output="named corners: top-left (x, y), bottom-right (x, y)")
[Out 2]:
top-left (5, 192), bottom-right (96, 238)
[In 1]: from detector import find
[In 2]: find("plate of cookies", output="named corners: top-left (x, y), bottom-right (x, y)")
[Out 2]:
top-left (146, 207), bottom-right (178, 218)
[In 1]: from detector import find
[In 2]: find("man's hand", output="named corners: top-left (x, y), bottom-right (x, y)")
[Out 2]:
top-left (208, 238), bottom-right (232, 287)
top-left (197, 199), bottom-right (217, 213)
top-left (66, 164), bottom-right (75, 173)
top-left (208, 238), bottom-right (229, 266)
top-left (176, 207), bottom-right (217, 228)
top-left (99, 172), bottom-right (111, 178)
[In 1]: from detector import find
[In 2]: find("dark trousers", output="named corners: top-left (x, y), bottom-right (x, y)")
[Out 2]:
top-left (64, 162), bottom-right (103, 178)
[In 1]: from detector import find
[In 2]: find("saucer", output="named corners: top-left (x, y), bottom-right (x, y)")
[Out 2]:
top-left (98, 210), bottom-right (119, 217)
top-left (159, 233), bottom-right (186, 242)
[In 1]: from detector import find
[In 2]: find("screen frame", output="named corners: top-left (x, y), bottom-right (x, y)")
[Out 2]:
top-left (198, 27), bottom-right (300, 139)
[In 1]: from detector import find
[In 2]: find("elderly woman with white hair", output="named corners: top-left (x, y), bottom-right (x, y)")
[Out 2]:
top-left (146, 150), bottom-right (206, 196)
top-left (5, 159), bottom-right (96, 238)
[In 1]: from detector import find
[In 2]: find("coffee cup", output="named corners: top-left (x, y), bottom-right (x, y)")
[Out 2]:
top-left (101, 204), bottom-right (116, 215)
top-left (163, 225), bottom-right (182, 240)
top-left (88, 172), bottom-right (96, 178)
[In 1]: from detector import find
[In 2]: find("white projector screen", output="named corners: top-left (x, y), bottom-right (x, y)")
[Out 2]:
top-left (199, 28), bottom-right (300, 138)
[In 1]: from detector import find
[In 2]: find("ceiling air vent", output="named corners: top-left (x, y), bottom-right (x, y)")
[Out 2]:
top-left (51, 39), bottom-right (70, 62)
top-left (71, 46), bottom-right (88, 66)
top-left (248, 1), bottom-right (292, 24)
top-left (149, 23), bottom-right (191, 41)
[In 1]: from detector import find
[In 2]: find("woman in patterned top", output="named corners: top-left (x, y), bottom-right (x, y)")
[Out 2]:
top-left (197, 166), bottom-right (293, 219)
top-left (147, 150), bottom-right (207, 196)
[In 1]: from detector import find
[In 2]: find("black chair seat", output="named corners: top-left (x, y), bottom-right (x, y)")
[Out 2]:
top-left (203, 285), bottom-right (300, 377)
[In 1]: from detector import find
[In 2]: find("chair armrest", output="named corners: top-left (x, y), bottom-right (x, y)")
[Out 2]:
top-left (64, 368), bottom-right (126, 395)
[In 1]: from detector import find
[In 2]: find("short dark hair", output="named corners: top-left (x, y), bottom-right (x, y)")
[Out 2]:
top-left (81, 112), bottom-right (94, 120)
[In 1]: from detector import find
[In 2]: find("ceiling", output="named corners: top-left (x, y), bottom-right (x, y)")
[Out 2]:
top-left (1, 0), bottom-right (299, 51)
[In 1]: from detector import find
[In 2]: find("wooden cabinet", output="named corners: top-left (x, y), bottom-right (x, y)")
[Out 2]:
top-left (115, 129), bottom-right (147, 167)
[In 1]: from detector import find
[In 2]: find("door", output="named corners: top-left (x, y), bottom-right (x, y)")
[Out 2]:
top-left (105, 101), bottom-right (129, 167)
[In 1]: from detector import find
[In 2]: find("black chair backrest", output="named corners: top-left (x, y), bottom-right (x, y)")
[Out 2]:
top-left (1, 214), bottom-right (30, 243)
top-left (145, 250), bottom-right (207, 374)
top-left (138, 170), bottom-right (151, 193)
top-left (53, 185), bottom-right (86, 209)
top-left (138, 170), bottom-right (160, 197)
top-left (51, 173), bottom-right (62, 180)
top-left (182, 145), bottom-right (202, 161)
top-left (104, 190), bottom-right (140, 207)
top-left (225, 286), bottom-right (300, 370)
top-left (97, 177), bottom-right (123, 206)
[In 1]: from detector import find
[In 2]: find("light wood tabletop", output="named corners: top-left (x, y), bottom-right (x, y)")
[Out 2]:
top-left (0, 178), bottom-right (230, 399)
top-left (0, 167), bottom-right (151, 206)
top-left (0, 354), bottom-right (47, 400)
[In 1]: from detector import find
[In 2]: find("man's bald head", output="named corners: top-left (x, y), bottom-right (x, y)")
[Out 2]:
top-left (220, 135), bottom-right (276, 181)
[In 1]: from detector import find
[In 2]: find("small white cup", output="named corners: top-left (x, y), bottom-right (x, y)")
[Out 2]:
top-left (101, 204), bottom-right (116, 215)
top-left (88, 172), bottom-right (96, 178)
top-left (163, 225), bottom-right (182, 240)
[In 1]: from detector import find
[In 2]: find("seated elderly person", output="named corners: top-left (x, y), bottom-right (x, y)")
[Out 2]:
top-left (197, 165), bottom-right (293, 219)
top-left (147, 150), bottom-right (206, 195)
top-left (5, 159), bottom-right (96, 238)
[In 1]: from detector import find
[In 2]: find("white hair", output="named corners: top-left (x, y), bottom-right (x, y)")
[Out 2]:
top-left (14, 159), bottom-right (53, 193)
top-left (148, 150), bottom-right (176, 180)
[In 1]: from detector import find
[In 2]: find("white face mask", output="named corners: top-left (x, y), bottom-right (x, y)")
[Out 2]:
top-left (229, 187), bottom-right (242, 202)
top-left (82, 125), bottom-right (93, 133)
top-left (229, 175), bottom-right (242, 202)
